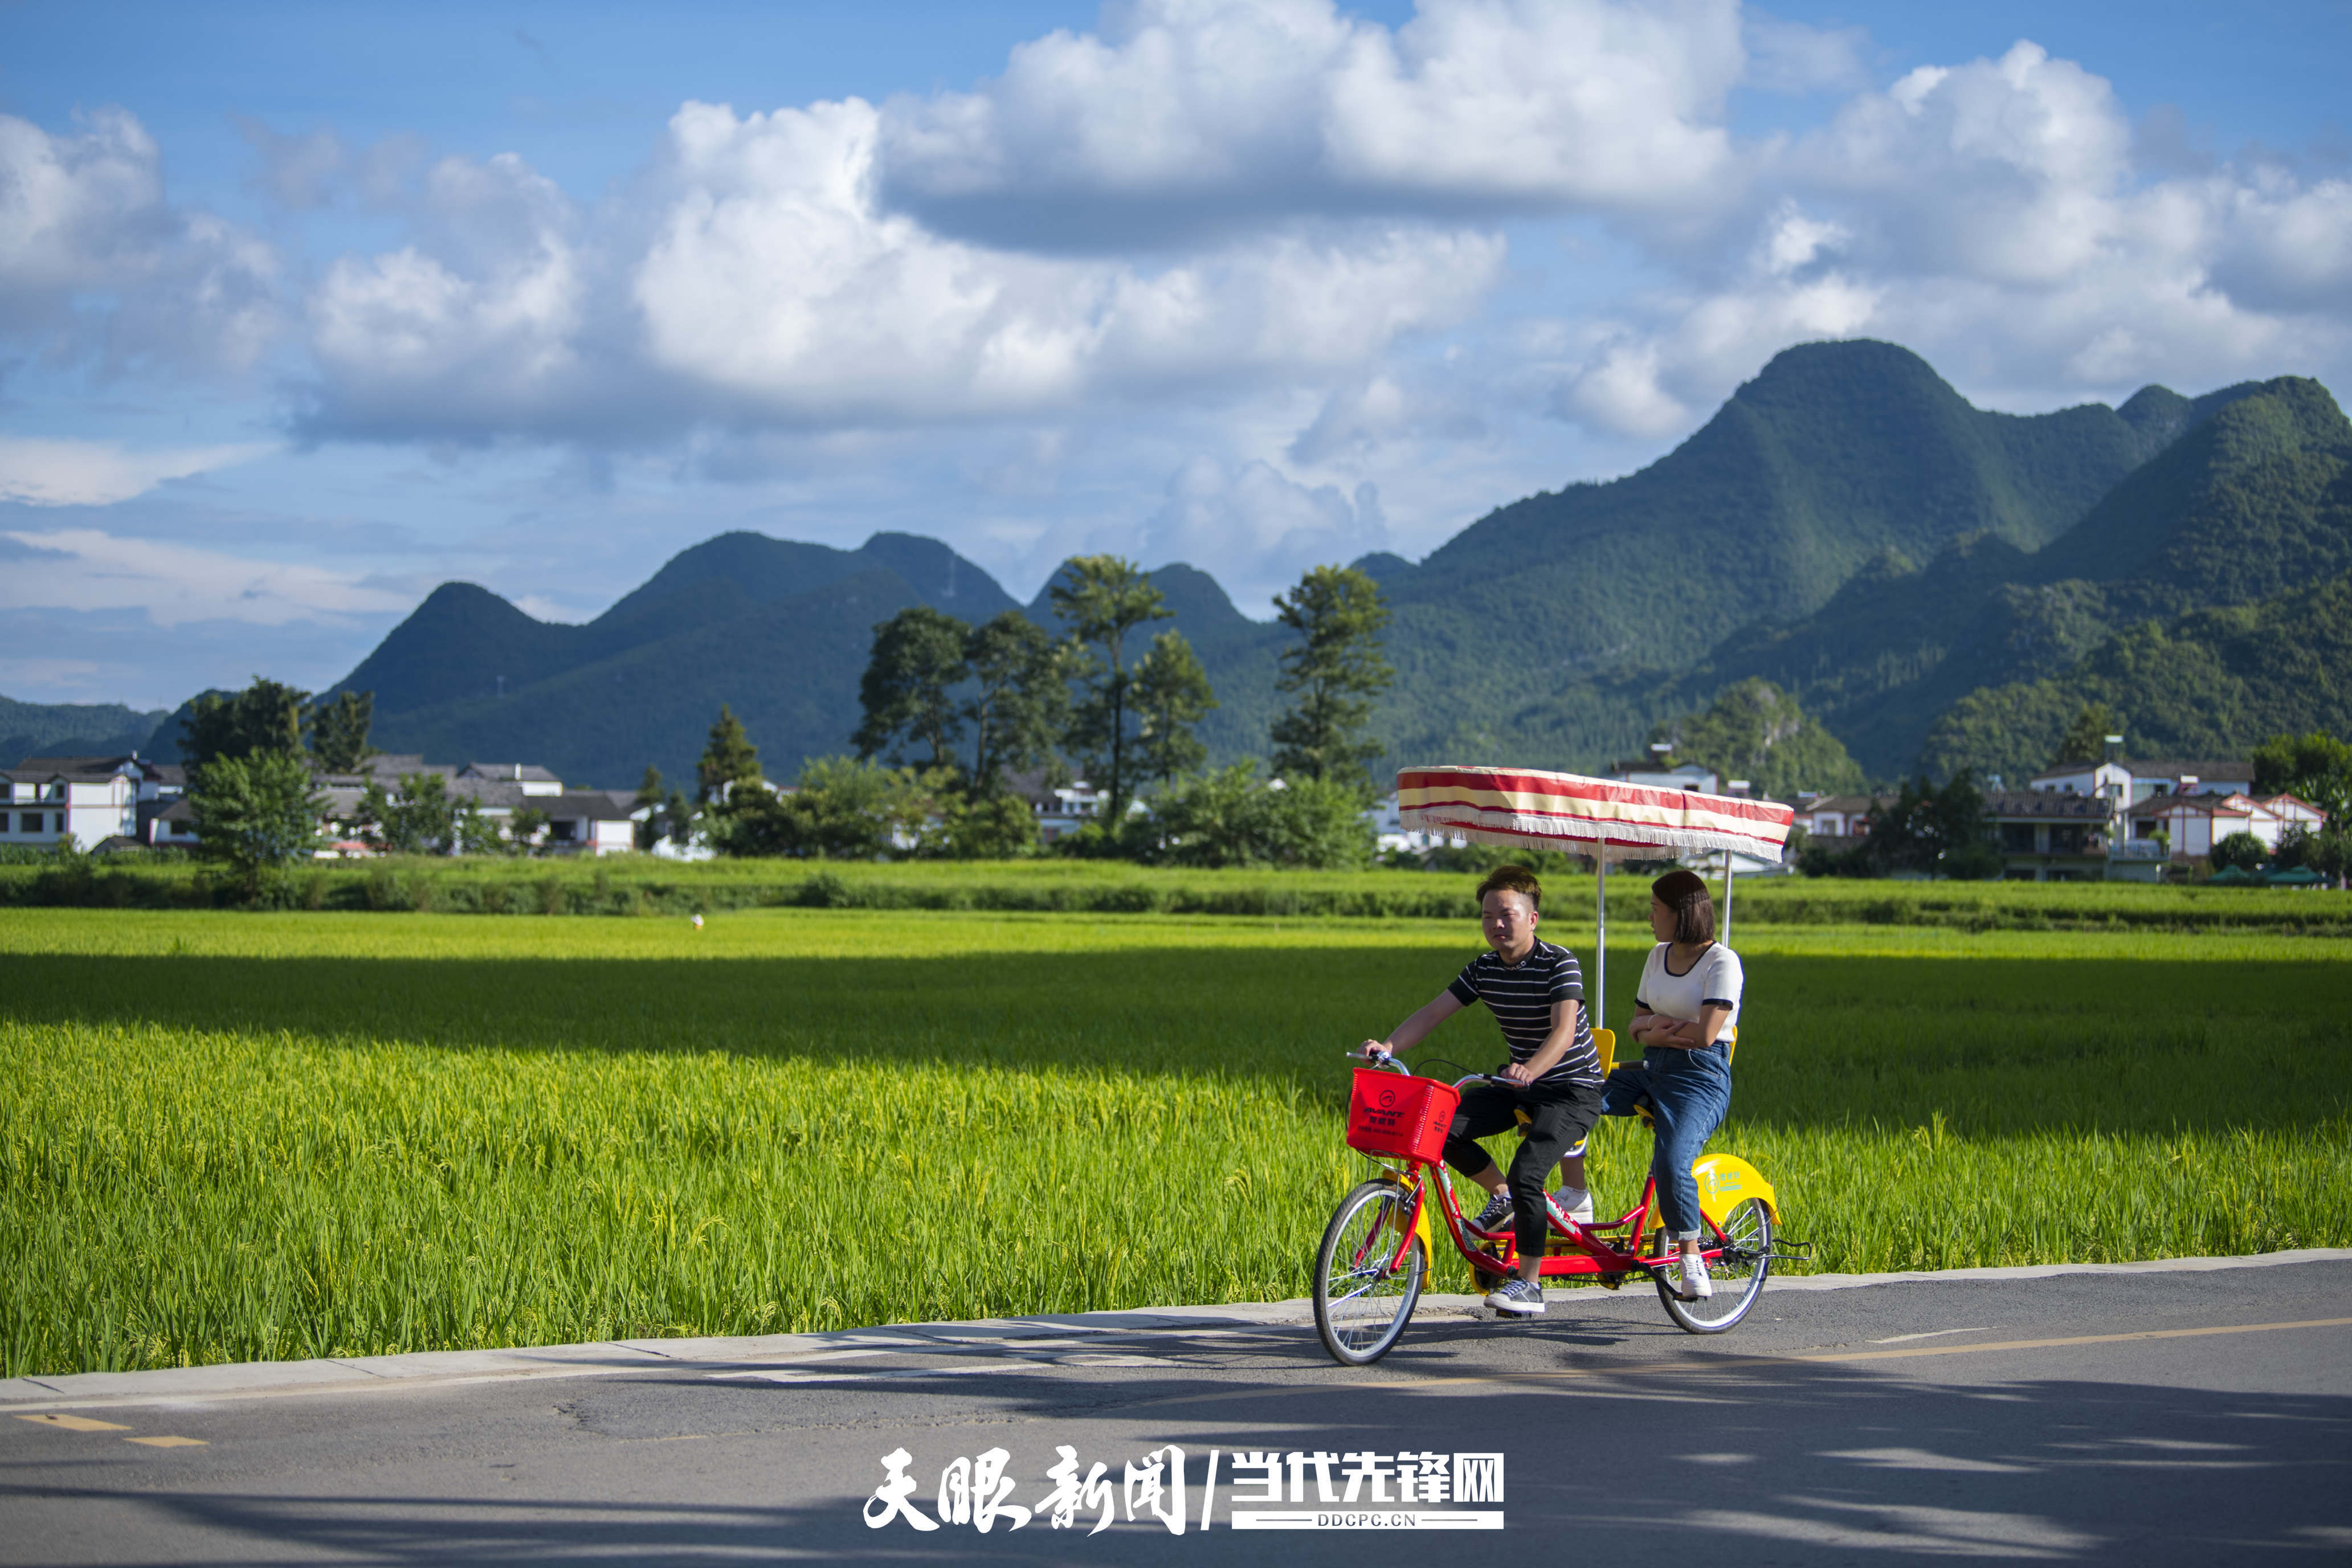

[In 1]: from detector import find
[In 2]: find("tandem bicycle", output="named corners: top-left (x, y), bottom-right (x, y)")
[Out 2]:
top-left (1311, 1035), bottom-right (1807, 1365)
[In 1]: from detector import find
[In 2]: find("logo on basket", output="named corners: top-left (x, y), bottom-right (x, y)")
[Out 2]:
top-left (1377, 1087), bottom-right (1398, 1110)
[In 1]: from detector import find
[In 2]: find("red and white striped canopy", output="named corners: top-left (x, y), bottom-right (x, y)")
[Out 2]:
top-left (1396, 765), bottom-right (1794, 861)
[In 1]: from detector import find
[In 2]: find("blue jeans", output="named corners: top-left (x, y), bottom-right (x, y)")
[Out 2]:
top-left (1599, 1045), bottom-right (1732, 1240)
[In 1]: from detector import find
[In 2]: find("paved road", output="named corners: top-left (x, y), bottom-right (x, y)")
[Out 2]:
top-left (5, 1257), bottom-right (2350, 1565)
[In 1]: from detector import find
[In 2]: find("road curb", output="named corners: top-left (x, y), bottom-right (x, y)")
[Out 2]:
top-left (6, 1248), bottom-right (2347, 1414)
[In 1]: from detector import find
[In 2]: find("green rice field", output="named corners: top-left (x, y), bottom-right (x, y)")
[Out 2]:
top-left (3, 903), bottom-right (2348, 1376)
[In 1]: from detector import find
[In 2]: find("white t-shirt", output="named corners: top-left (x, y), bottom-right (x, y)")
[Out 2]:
top-left (1634, 941), bottom-right (1744, 1042)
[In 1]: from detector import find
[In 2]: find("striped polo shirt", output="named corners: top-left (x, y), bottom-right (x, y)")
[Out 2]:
top-left (1447, 938), bottom-right (1600, 1088)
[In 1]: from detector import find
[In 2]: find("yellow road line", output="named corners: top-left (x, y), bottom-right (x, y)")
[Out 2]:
top-left (1807, 1317), bottom-right (2352, 1364)
top-left (15, 1412), bottom-right (130, 1432)
top-left (124, 1435), bottom-right (206, 1448)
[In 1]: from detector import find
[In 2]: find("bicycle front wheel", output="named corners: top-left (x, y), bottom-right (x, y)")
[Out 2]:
top-left (1657, 1197), bottom-right (1773, 1334)
top-left (1313, 1179), bottom-right (1427, 1366)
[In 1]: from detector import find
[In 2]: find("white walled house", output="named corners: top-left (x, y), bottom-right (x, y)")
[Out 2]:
top-left (4, 756), bottom-right (149, 850)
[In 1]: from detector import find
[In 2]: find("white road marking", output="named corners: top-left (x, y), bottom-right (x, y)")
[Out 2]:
top-left (1869, 1326), bottom-right (1995, 1345)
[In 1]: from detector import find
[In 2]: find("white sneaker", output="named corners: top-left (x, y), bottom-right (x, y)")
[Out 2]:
top-left (1545, 1187), bottom-right (1594, 1227)
top-left (1676, 1256), bottom-right (1713, 1300)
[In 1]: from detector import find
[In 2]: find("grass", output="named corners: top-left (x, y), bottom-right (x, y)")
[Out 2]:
top-left (2, 906), bottom-right (2347, 1376)
top-left (7, 852), bottom-right (2350, 934)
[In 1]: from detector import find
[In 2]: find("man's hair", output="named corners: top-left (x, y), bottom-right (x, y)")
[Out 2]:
top-left (1476, 864), bottom-right (1542, 910)
top-left (1651, 869), bottom-right (1716, 945)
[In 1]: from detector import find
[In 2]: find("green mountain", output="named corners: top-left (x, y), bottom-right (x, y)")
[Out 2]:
top-left (0, 695), bottom-right (170, 767)
top-left (154, 338), bottom-right (2336, 798)
top-left (325, 533), bottom-right (1020, 787)
top-left (1692, 375), bottom-right (2349, 778)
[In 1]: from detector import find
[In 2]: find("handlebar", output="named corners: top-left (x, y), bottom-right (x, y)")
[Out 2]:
top-left (1348, 1049), bottom-right (1514, 1089)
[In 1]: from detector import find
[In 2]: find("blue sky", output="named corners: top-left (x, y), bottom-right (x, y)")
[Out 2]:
top-left (4, 0), bottom-right (2349, 711)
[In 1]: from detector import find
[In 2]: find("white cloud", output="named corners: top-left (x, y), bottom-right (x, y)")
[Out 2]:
top-left (302, 96), bottom-right (1502, 438)
top-left (1543, 38), bottom-right (2352, 435)
top-left (0, 438), bottom-right (277, 507)
top-left (877, 0), bottom-right (1750, 244)
top-left (0, 528), bottom-right (414, 627)
top-left (0, 109), bottom-right (280, 373)
top-left (1140, 455), bottom-right (1388, 607)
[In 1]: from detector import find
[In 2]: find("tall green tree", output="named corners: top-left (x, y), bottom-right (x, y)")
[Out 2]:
top-left (854, 606), bottom-right (970, 770)
top-left (1269, 564), bottom-right (1393, 796)
top-left (189, 749), bottom-right (324, 905)
top-left (307, 690), bottom-right (377, 774)
top-left (961, 611), bottom-right (1067, 794)
top-left (1861, 773), bottom-right (2000, 879)
top-left (182, 677), bottom-right (308, 773)
top-left (1130, 628), bottom-right (1216, 789)
top-left (2252, 730), bottom-right (2352, 822)
top-left (1050, 556), bottom-right (1171, 826)
top-left (632, 765), bottom-right (667, 851)
top-left (696, 705), bottom-right (762, 805)
top-left (2055, 703), bottom-right (2121, 765)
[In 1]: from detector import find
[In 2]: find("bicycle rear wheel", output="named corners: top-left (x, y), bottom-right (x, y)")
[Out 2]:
top-left (1313, 1179), bottom-right (1427, 1365)
top-left (1656, 1197), bottom-right (1773, 1334)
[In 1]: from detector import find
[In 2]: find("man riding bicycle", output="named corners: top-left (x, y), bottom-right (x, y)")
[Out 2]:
top-left (1362, 864), bottom-right (1603, 1317)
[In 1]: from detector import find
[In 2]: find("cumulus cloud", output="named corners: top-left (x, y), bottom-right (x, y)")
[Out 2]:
top-left (0, 437), bottom-right (278, 507)
top-left (877, 0), bottom-right (1752, 247)
top-left (0, 109), bottom-right (279, 374)
top-left (0, 528), bottom-right (415, 626)
top-left (1545, 39), bottom-right (2352, 434)
top-left (1140, 455), bottom-right (1389, 607)
top-left (301, 95), bottom-right (1503, 439)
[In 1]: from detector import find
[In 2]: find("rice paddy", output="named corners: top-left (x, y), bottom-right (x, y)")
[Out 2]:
top-left (3, 905), bottom-right (2347, 1376)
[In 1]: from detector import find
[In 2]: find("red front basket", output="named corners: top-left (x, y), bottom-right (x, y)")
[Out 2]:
top-left (1345, 1069), bottom-right (1460, 1163)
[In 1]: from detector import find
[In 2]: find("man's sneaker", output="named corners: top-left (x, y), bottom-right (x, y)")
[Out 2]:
top-left (1675, 1256), bottom-right (1714, 1301)
top-left (1485, 1277), bottom-right (1546, 1316)
top-left (1467, 1194), bottom-right (1515, 1236)
top-left (1545, 1186), bottom-right (1594, 1228)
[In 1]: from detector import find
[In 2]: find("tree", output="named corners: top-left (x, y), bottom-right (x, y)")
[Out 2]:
top-left (182, 677), bottom-right (307, 773)
top-left (510, 805), bottom-right (551, 854)
top-left (962, 611), bottom-right (1067, 794)
top-left (696, 705), bottom-right (762, 805)
top-left (1860, 773), bottom-right (1999, 879)
top-left (2055, 703), bottom-right (2121, 765)
top-left (2251, 730), bottom-right (2352, 822)
top-left (454, 797), bottom-right (506, 856)
top-left (714, 756), bottom-right (920, 859)
top-left (307, 691), bottom-right (377, 774)
top-left (1135, 761), bottom-right (1374, 869)
top-left (2210, 831), bottom-right (2269, 873)
top-left (1647, 679), bottom-right (1865, 799)
top-left (632, 766), bottom-right (669, 852)
top-left (1269, 564), bottom-right (1393, 797)
top-left (1050, 556), bottom-right (1171, 827)
top-left (188, 749), bottom-right (324, 905)
top-left (360, 773), bottom-right (457, 855)
top-left (854, 607), bottom-right (970, 770)
top-left (1130, 630), bottom-right (1216, 790)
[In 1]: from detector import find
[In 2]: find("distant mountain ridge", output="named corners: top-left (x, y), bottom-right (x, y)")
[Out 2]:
top-left (129, 338), bottom-right (2344, 794)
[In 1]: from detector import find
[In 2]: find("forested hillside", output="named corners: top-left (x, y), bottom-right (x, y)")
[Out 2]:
top-left (107, 340), bottom-right (2344, 794)
top-left (0, 696), bottom-right (169, 767)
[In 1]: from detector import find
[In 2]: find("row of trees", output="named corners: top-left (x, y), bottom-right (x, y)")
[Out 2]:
top-left (667, 556), bottom-right (1396, 867)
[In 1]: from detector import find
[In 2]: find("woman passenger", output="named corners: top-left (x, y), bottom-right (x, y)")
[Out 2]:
top-left (1602, 869), bottom-right (1743, 1300)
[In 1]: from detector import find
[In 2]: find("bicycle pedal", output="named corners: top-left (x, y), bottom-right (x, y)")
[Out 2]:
top-left (1597, 1273), bottom-right (1623, 1291)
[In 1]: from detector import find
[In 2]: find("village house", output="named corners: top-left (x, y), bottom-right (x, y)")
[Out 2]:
top-left (1, 754), bottom-right (160, 851)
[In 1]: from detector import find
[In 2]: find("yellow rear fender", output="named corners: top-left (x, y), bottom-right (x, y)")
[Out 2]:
top-left (1690, 1153), bottom-right (1776, 1228)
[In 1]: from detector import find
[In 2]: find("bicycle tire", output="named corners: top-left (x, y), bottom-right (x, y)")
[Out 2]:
top-left (1313, 1179), bottom-right (1427, 1366)
top-left (1656, 1197), bottom-right (1773, 1335)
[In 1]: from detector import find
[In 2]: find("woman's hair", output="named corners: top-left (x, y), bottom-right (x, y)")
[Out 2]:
top-left (1476, 864), bottom-right (1542, 910)
top-left (1651, 869), bottom-right (1716, 945)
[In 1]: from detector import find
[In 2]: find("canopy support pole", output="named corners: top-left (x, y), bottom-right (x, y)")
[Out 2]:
top-left (1594, 852), bottom-right (1608, 1032)
top-left (1722, 856), bottom-right (1735, 946)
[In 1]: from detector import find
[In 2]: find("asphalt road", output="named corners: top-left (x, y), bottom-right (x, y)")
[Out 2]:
top-left (5, 1259), bottom-right (2350, 1565)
